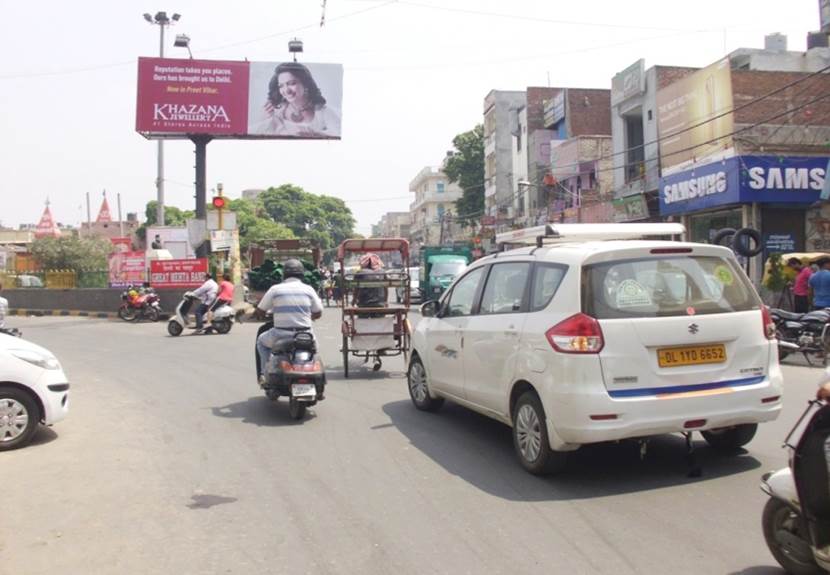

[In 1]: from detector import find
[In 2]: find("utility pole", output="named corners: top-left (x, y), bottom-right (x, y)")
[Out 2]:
top-left (143, 11), bottom-right (181, 226)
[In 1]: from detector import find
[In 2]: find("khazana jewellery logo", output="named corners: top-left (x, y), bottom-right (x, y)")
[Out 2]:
top-left (153, 104), bottom-right (230, 123)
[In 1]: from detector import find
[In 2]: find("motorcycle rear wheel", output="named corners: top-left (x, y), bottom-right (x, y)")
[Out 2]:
top-left (762, 498), bottom-right (822, 575)
top-left (288, 399), bottom-right (306, 420)
top-left (147, 307), bottom-right (160, 322)
top-left (118, 306), bottom-right (137, 322)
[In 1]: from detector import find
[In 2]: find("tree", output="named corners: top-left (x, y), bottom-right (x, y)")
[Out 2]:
top-left (136, 201), bottom-right (195, 241)
top-left (30, 236), bottom-right (112, 270)
top-left (260, 184), bottom-right (355, 251)
top-left (444, 124), bottom-right (484, 226)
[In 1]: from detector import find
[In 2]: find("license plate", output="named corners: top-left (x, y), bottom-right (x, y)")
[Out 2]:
top-left (657, 344), bottom-right (726, 368)
top-left (291, 383), bottom-right (316, 397)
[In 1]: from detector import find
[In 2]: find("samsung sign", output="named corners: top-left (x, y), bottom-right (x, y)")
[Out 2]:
top-left (659, 156), bottom-right (828, 216)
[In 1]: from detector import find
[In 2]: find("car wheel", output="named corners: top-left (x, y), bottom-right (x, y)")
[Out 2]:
top-left (512, 392), bottom-right (567, 475)
top-left (407, 355), bottom-right (443, 411)
top-left (0, 387), bottom-right (40, 452)
top-left (701, 423), bottom-right (758, 451)
top-left (167, 320), bottom-right (183, 337)
top-left (213, 319), bottom-right (232, 334)
top-left (762, 498), bottom-right (821, 575)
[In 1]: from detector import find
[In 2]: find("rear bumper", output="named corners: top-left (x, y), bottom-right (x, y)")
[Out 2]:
top-left (544, 372), bottom-right (783, 450)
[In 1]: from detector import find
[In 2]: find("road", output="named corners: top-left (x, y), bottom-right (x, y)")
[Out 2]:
top-left (1, 310), bottom-right (821, 575)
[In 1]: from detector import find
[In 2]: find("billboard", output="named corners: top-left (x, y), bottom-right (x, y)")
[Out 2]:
top-left (611, 59), bottom-right (646, 106)
top-left (656, 58), bottom-right (734, 174)
top-left (109, 251), bottom-right (147, 288)
top-left (149, 258), bottom-right (208, 289)
top-left (136, 57), bottom-right (343, 140)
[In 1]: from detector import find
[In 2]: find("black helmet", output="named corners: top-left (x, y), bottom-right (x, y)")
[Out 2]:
top-left (283, 258), bottom-right (305, 279)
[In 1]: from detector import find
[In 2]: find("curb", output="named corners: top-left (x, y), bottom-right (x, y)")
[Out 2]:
top-left (9, 309), bottom-right (120, 319)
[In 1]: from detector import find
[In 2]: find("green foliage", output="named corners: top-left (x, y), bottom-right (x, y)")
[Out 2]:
top-left (260, 184), bottom-right (355, 251)
top-left (763, 253), bottom-right (796, 291)
top-left (136, 201), bottom-right (195, 241)
top-left (444, 124), bottom-right (484, 226)
top-left (226, 197), bottom-right (295, 253)
top-left (30, 236), bottom-right (112, 271)
top-left (247, 259), bottom-right (322, 291)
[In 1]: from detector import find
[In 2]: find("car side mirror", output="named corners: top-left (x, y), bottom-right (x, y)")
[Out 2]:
top-left (420, 300), bottom-right (439, 318)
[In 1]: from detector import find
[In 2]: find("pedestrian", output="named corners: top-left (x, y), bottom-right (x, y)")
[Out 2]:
top-left (151, 234), bottom-right (163, 250)
top-left (787, 257), bottom-right (813, 313)
top-left (0, 283), bottom-right (7, 328)
top-left (808, 258), bottom-right (830, 311)
top-left (191, 273), bottom-right (218, 330)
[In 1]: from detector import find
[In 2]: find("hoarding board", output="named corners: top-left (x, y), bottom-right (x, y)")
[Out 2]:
top-left (656, 58), bottom-right (734, 173)
top-left (611, 59), bottom-right (646, 106)
top-left (149, 258), bottom-right (209, 289)
top-left (136, 57), bottom-right (343, 140)
top-left (109, 251), bottom-right (147, 288)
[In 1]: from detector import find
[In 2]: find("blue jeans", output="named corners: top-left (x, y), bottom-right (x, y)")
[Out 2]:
top-left (195, 303), bottom-right (210, 329)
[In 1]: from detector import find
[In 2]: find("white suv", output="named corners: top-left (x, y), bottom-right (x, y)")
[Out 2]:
top-left (0, 333), bottom-right (70, 450)
top-left (408, 224), bottom-right (782, 475)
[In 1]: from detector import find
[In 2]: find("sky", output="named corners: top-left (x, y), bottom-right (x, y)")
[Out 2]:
top-left (0, 0), bottom-right (823, 235)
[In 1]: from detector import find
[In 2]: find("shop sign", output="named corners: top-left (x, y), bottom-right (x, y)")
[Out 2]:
top-left (544, 92), bottom-right (565, 126)
top-left (611, 59), bottom-right (645, 106)
top-left (613, 194), bottom-right (649, 222)
top-left (659, 155), bottom-right (828, 216)
top-left (150, 258), bottom-right (208, 289)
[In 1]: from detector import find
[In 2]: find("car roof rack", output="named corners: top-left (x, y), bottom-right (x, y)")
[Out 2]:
top-left (496, 223), bottom-right (686, 248)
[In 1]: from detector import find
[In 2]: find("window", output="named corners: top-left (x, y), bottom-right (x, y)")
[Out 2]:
top-left (583, 256), bottom-right (760, 319)
top-left (530, 264), bottom-right (567, 311)
top-left (480, 263), bottom-right (531, 315)
top-left (437, 182), bottom-right (445, 194)
top-left (445, 267), bottom-right (485, 317)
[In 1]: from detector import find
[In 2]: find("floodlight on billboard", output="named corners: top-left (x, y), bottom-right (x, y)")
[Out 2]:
top-left (135, 57), bottom-right (343, 141)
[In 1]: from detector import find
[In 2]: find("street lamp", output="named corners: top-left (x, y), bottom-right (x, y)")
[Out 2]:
top-left (174, 34), bottom-right (193, 58)
top-left (143, 11), bottom-right (181, 227)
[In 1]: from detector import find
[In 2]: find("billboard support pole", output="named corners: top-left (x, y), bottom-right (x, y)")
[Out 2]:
top-left (191, 135), bottom-right (212, 258)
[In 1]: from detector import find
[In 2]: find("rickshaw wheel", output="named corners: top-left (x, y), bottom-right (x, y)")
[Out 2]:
top-left (342, 333), bottom-right (350, 378)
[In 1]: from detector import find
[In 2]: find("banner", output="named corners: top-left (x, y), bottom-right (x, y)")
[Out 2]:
top-left (109, 251), bottom-right (147, 288)
top-left (657, 58), bottom-right (734, 173)
top-left (136, 57), bottom-right (343, 140)
top-left (611, 59), bottom-right (645, 106)
top-left (150, 258), bottom-right (208, 289)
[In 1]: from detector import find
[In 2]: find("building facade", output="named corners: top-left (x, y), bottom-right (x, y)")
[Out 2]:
top-left (373, 211), bottom-right (411, 239)
top-left (409, 166), bottom-right (463, 255)
top-left (483, 90), bottom-right (526, 219)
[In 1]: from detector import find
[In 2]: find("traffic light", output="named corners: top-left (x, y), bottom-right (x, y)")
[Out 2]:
top-left (212, 196), bottom-right (227, 209)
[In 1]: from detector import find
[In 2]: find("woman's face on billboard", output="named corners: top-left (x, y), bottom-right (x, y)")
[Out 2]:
top-left (278, 72), bottom-right (306, 105)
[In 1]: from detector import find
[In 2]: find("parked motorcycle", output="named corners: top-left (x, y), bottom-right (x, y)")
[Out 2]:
top-left (761, 369), bottom-right (830, 574)
top-left (771, 307), bottom-right (830, 364)
top-left (255, 321), bottom-right (326, 420)
top-left (118, 285), bottom-right (161, 322)
top-left (167, 293), bottom-right (235, 336)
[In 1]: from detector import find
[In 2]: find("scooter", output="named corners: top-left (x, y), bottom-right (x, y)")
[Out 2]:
top-left (167, 293), bottom-right (235, 336)
top-left (761, 368), bottom-right (830, 574)
top-left (255, 321), bottom-right (326, 420)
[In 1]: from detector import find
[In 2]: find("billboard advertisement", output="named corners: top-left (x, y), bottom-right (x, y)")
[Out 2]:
top-left (136, 57), bottom-right (343, 140)
top-left (149, 258), bottom-right (208, 289)
top-left (656, 58), bottom-right (734, 174)
top-left (109, 251), bottom-right (147, 288)
top-left (659, 155), bottom-right (828, 215)
top-left (611, 59), bottom-right (645, 106)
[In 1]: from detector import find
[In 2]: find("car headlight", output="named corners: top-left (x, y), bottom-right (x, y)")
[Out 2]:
top-left (9, 349), bottom-right (61, 370)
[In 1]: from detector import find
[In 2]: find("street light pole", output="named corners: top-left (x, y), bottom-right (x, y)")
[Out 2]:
top-left (144, 11), bottom-right (181, 227)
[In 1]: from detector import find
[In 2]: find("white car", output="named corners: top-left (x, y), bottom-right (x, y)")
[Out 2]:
top-left (408, 224), bottom-right (783, 475)
top-left (0, 333), bottom-right (70, 451)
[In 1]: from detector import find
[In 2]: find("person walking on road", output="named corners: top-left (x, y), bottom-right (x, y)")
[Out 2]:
top-left (256, 259), bottom-right (323, 384)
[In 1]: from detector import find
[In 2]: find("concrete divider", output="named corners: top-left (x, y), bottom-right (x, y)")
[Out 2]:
top-left (4, 288), bottom-right (189, 315)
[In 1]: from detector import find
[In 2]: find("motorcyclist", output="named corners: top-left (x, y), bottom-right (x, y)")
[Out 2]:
top-left (256, 259), bottom-right (323, 385)
top-left (192, 273), bottom-right (218, 330)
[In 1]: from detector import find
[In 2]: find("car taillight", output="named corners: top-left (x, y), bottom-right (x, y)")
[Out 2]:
top-left (545, 313), bottom-right (604, 354)
top-left (761, 306), bottom-right (775, 340)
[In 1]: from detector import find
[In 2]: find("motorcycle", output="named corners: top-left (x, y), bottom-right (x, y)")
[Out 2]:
top-left (255, 321), bottom-right (326, 420)
top-left (761, 369), bottom-right (830, 574)
top-left (167, 293), bottom-right (235, 336)
top-left (118, 285), bottom-right (161, 322)
top-left (771, 307), bottom-right (830, 365)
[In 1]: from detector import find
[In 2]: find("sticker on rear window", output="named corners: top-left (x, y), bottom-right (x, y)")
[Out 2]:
top-left (615, 279), bottom-right (652, 308)
top-left (713, 265), bottom-right (734, 286)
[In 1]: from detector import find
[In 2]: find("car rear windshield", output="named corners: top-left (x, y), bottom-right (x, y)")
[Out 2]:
top-left (582, 255), bottom-right (760, 319)
top-left (430, 261), bottom-right (467, 277)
